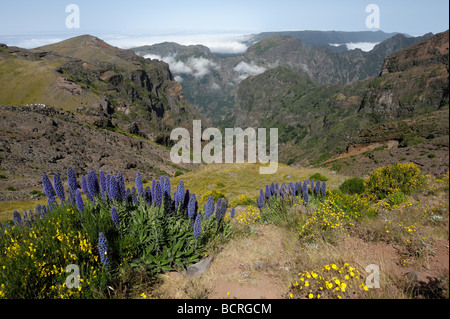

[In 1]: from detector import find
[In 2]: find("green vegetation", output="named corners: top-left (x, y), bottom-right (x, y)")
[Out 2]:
top-left (364, 163), bottom-right (426, 199)
top-left (339, 177), bottom-right (366, 195)
top-left (0, 172), bottom-right (232, 299)
top-left (309, 173), bottom-right (328, 182)
top-left (385, 192), bottom-right (409, 207)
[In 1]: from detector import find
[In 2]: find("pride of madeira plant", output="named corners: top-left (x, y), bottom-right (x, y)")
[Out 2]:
top-left (0, 168), bottom-right (234, 298)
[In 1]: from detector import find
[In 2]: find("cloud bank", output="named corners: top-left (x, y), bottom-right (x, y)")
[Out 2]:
top-left (329, 42), bottom-right (380, 52)
top-left (0, 32), bottom-right (250, 54)
top-left (109, 33), bottom-right (249, 54)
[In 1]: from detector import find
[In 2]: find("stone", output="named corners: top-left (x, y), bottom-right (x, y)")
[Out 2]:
top-left (169, 271), bottom-right (184, 279)
top-left (254, 262), bottom-right (267, 270)
top-left (127, 122), bottom-right (140, 135)
top-left (404, 271), bottom-right (432, 285)
top-left (186, 257), bottom-right (213, 277)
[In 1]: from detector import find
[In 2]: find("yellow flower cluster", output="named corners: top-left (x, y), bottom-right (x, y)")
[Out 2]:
top-left (0, 284), bottom-right (5, 298)
top-left (233, 206), bottom-right (262, 228)
top-left (0, 210), bottom-right (99, 299)
top-left (230, 194), bottom-right (254, 207)
top-left (365, 163), bottom-right (425, 199)
top-left (289, 263), bottom-right (369, 299)
top-left (299, 192), bottom-right (367, 242)
top-left (422, 172), bottom-right (450, 194)
top-left (376, 200), bottom-right (412, 212)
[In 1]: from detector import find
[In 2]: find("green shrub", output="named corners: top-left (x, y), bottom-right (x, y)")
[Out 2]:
top-left (0, 174), bottom-right (7, 180)
top-left (309, 173), bottom-right (328, 182)
top-left (260, 196), bottom-right (301, 230)
top-left (339, 177), bottom-right (365, 195)
top-left (0, 208), bottom-right (106, 299)
top-left (30, 190), bottom-right (45, 196)
top-left (385, 192), bottom-right (409, 207)
top-left (174, 171), bottom-right (183, 177)
top-left (364, 163), bottom-right (426, 199)
top-left (6, 186), bottom-right (16, 191)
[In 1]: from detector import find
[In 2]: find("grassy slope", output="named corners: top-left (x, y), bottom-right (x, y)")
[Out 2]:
top-left (0, 58), bottom-right (98, 111)
top-left (170, 163), bottom-right (346, 207)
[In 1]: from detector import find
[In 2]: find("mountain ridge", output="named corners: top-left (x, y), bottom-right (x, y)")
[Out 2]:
top-left (132, 31), bottom-right (434, 123)
top-left (231, 30), bottom-right (449, 176)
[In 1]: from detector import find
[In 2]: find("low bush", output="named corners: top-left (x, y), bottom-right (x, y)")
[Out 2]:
top-left (364, 163), bottom-right (426, 199)
top-left (385, 192), bottom-right (409, 207)
top-left (339, 177), bottom-right (365, 195)
top-left (309, 173), bottom-right (328, 182)
top-left (230, 194), bottom-right (255, 207)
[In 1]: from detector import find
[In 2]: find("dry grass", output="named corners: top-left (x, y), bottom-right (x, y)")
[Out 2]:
top-left (0, 198), bottom-right (47, 223)
top-left (171, 162), bottom-right (347, 207)
top-left (0, 58), bottom-right (97, 111)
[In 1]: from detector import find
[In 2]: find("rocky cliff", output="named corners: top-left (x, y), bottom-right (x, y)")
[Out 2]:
top-left (359, 30), bottom-right (449, 121)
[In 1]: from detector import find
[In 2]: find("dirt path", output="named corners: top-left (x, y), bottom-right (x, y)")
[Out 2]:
top-left (154, 225), bottom-right (297, 299)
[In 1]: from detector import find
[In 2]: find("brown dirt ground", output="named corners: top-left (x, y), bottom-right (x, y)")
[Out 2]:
top-left (153, 226), bottom-right (449, 299)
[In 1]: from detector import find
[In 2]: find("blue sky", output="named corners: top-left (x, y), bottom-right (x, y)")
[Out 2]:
top-left (0, 0), bottom-right (448, 49)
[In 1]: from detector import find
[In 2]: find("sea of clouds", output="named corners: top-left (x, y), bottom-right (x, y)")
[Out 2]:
top-left (1, 31), bottom-right (383, 55)
top-left (0, 32), bottom-right (251, 55)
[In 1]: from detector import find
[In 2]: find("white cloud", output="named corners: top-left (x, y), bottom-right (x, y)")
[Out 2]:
top-left (1, 32), bottom-right (251, 54)
top-left (142, 54), bottom-right (163, 61)
top-left (145, 54), bottom-right (219, 78)
top-left (329, 42), bottom-right (380, 52)
top-left (174, 75), bottom-right (184, 82)
top-left (1, 37), bottom-right (65, 49)
top-left (345, 42), bottom-right (380, 52)
top-left (210, 83), bottom-right (221, 90)
top-left (233, 61), bottom-right (267, 82)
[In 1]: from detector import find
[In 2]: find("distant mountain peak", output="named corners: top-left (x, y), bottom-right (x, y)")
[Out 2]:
top-left (35, 34), bottom-right (121, 52)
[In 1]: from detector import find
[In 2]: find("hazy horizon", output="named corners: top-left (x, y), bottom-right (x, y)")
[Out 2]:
top-left (0, 0), bottom-right (448, 53)
top-left (0, 28), bottom-right (446, 55)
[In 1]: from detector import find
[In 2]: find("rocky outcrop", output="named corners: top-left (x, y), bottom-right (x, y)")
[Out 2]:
top-left (0, 104), bottom-right (198, 202)
top-left (56, 77), bottom-right (82, 95)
